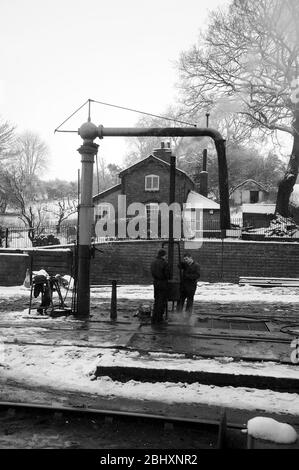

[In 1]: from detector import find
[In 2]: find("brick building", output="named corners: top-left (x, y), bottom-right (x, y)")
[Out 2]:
top-left (93, 143), bottom-right (219, 239)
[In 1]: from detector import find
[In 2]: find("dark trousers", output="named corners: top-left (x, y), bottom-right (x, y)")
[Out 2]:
top-left (177, 282), bottom-right (197, 313)
top-left (152, 280), bottom-right (168, 322)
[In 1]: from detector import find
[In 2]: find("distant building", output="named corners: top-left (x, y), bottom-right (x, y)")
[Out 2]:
top-left (184, 191), bottom-right (220, 238)
top-left (242, 203), bottom-right (276, 228)
top-left (230, 179), bottom-right (269, 205)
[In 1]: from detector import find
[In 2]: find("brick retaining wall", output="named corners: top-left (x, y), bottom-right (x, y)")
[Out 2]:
top-left (0, 248), bottom-right (73, 286)
top-left (91, 239), bottom-right (299, 284)
top-left (0, 253), bottom-right (30, 286)
top-left (26, 248), bottom-right (73, 276)
top-left (1, 240), bottom-right (299, 286)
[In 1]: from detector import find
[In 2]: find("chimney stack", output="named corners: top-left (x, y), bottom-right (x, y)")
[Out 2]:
top-left (199, 149), bottom-right (208, 197)
top-left (153, 141), bottom-right (172, 164)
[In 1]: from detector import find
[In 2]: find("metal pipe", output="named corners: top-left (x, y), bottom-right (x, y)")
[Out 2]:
top-left (78, 124), bottom-right (231, 230)
top-left (168, 156), bottom-right (176, 279)
top-left (203, 149), bottom-right (208, 171)
top-left (199, 149), bottom-right (208, 197)
top-left (97, 126), bottom-right (224, 141)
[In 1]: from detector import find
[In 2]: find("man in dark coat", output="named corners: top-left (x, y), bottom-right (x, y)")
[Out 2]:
top-left (177, 252), bottom-right (200, 314)
top-left (151, 248), bottom-right (170, 324)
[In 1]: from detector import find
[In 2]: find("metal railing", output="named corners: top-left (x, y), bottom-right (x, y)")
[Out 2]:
top-left (0, 225), bottom-right (77, 248)
top-left (1, 217), bottom-right (299, 248)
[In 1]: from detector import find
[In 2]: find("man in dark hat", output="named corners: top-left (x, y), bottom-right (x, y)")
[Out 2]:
top-left (150, 248), bottom-right (170, 324)
top-left (177, 252), bottom-right (200, 314)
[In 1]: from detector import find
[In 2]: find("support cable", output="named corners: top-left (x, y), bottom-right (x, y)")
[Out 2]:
top-left (90, 99), bottom-right (197, 127)
top-left (54, 99), bottom-right (90, 133)
top-left (54, 98), bottom-right (198, 133)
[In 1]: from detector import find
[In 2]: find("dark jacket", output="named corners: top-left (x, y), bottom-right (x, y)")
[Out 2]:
top-left (179, 261), bottom-right (200, 284)
top-left (151, 257), bottom-right (170, 282)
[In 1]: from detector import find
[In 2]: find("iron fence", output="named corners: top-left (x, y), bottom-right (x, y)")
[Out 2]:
top-left (0, 225), bottom-right (77, 248)
top-left (1, 217), bottom-right (299, 248)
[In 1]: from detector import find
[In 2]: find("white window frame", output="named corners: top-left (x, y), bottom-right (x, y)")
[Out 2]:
top-left (145, 174), bottom-right (159, 191)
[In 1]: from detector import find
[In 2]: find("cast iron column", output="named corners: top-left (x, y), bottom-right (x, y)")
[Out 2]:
top-left (168, 155), bottom-right (176, 278)
top-left (77, 122), bottom-right (99, 317)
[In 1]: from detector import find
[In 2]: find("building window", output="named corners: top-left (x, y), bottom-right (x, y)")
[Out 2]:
top-left (145, 175), bottom-right (159, 191)
top-left (250, 191), bottom-right (259, 203)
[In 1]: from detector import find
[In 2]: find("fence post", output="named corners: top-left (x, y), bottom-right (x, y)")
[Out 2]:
top-left (110, 280), bottom-right (117, 321)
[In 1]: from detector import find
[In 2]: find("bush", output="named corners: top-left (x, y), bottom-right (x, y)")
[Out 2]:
top-left (32, 234), bottom-right (61, 247)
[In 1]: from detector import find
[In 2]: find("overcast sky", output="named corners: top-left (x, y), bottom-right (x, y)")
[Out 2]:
top-left (0, 0), bottom-right (229, 181)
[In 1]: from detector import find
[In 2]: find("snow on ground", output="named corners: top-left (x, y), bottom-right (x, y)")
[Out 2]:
top-left (2, 282), bottom-right (299, 304)
top-left (0, 285), bottom-right (31, 300)
top-left (91, 283), bottom-right (299, 303)
top-left (0, 344), bottom-right (299, 417)
top-left (0, 344), bottom-right (298, 417)
top-left (1, 282), bottom-right (299, 417)
top-left (93, 349), bottom-right (299, 380)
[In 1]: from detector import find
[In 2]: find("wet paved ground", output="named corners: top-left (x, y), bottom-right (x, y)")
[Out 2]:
top-left (0, 286), bottom-right (298, 363)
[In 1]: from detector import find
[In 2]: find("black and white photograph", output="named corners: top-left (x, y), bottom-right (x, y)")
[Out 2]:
top-left (0, 0), bottom-right (298, 457)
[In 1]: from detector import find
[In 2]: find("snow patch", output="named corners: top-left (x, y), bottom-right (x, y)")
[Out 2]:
top-left (247, 417), bottom-right (298, 444)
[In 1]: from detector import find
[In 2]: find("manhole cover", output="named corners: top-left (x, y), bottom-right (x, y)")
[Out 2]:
top-left (197, 318), bottom-right (269, 332)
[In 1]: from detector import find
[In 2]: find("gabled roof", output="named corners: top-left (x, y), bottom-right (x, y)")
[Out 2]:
top-left (93, 183), bottom-right (121, 201)
top-left (185, 191), bottom-right (220, 210)
top-left (230, 179), bottom-right (269, 195)
top-left (119, 155), bottom-right (193, 183)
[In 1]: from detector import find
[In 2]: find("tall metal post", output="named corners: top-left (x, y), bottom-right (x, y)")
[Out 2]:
top-left (199, 149), bottom-right (208, 197)
top-left (110, 280), bottom-right (117, 321)
top-left (76, 123), bottom-right (99, 317)
top-left (168, 155), bottom-right (176, 279)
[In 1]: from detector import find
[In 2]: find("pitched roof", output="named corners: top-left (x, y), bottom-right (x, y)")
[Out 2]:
top-left (185, 191), bottom-right (220, 210)
top-left (119, 155), bottom-right (193, 183)
top-left (93, 183), bottom-right (121, 200)
top-left (230, 179), bottom-right (269, 195)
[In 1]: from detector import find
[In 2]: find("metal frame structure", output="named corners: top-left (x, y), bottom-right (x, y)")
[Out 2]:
top-left (76, 121), bottom-right (231, 317)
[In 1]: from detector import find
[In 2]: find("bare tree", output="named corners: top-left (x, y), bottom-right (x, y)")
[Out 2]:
top-left (14, 131), bottom-right (49, 178)
top-left (178, 0), bottom-right (299, 217)
top-left (0, 170), bottom-right (46, 242)
top-left (0, 131), bottom-right (50, 242)
top-left (0, 118), bottom-right (15, 160)
top-left (43, 198), bottom-right (78, 234)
